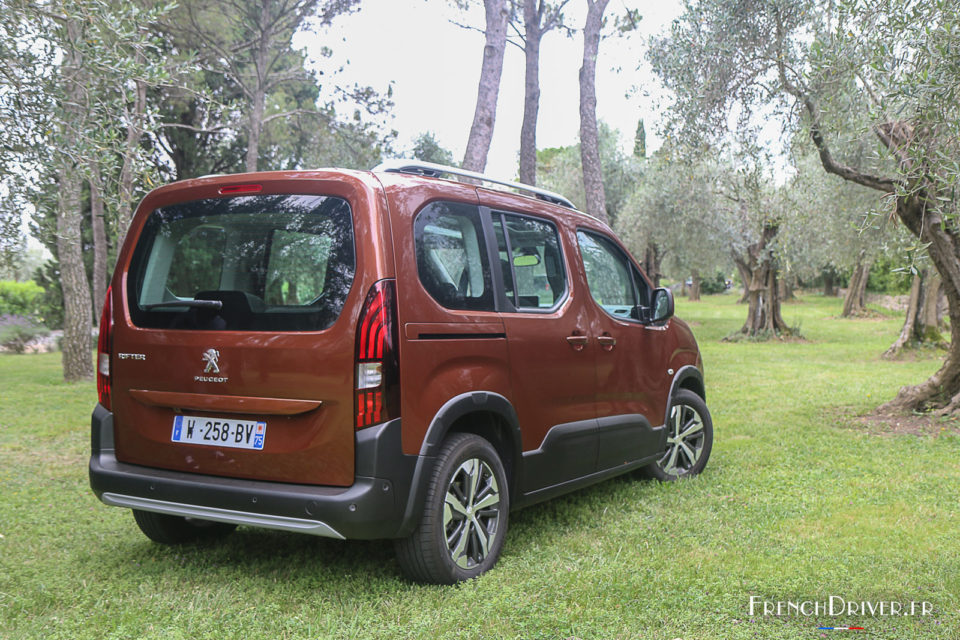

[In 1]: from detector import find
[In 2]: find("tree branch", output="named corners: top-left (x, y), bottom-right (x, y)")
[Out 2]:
top-left (261, 108), bottom-right (326, 125)
top-left (158, 122), bottom-right (234, 134)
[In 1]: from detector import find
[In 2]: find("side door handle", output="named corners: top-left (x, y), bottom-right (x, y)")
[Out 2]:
top-left (597, 334), bottom-right (616, 351)
top-left (566, 334), bottom-right (589, 351)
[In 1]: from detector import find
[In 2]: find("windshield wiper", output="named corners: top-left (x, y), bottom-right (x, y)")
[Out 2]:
top-left (142, 299), bottom-right (223, 310)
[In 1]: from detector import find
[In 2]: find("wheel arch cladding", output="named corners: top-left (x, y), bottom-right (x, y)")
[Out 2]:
top-left (665, 365), bottom-right (706, 425)
top-left (420, 392), bottom-right (522, 501)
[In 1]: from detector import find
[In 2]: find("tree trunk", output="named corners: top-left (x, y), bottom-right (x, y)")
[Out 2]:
top-left (841, 250), bottom-right (870, 317)
top-left (733, 223), bottom-right (790, 337)
top-left (115, 73), bottom-right (146, 250)
top-left (58, 17), bottom-right (94, 381)
top-left (518, 0), bottom-right (542, 186)
top-left (823, 268), bottom-right (836, 296)
top-left (642, 243), bottom-right (662, 288)
top-left (245, 2), bottom-right (272, 173)
top-left (733, 251), bottom-right (751, 303)
top-left (688, 269), bottom-right (701, 301)
top-left (88, 165), bottom-right (107, 322)
top-left (883, 269), bottom-right (947, 359)
top-left (58, 163), bottom-right (94, 381)
top-left (879, 195), bottom-right (960, 413)
top-left (778, 271), bottom-right (795, 301)
top-left (462, 0), bottom-right (509, 172)
top-left (578, 0), bottom-right (609, 224)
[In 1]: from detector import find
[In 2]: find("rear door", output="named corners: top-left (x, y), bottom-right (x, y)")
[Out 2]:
top-left (111, 175), bottom-right (384, 486)
top-left (383, 182), bottom-right (511, 457)
top-left (482, 199), bottom-right (599, 493)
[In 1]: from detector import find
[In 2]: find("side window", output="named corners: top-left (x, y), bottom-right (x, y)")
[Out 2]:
top-left (577, 230), bottom-right (637, 319)
top-left (493, 213), bottom-right (566, 310)
top-left (414, 201), bottom-right (494, 311)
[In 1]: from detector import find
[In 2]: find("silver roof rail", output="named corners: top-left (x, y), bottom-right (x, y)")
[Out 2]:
top-left (372, 159), bottom-right (576, 209)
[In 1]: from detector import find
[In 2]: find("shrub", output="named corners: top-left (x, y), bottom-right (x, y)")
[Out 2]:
top-left (867, 257), bottom-right (913, 295)
top-left (0, 314), bottom-right (51, 354)
top-left (700, 272), bottom-right (729, 295)
top-left (0, 280), bottom-right (45, 318)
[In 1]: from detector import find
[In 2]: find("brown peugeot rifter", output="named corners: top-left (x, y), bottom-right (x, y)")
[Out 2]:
top-left (90, 160), bottom-right (713, 584)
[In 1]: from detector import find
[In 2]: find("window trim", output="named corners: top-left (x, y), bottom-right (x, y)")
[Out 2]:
top-left (575, 227), bottom-right (649, 325)
top-left (126, 193), bottom-right (357, 332)
top-left (484, 207), bottom-right (570, 315)
top-left (413, 200), bottom-right (497, 313)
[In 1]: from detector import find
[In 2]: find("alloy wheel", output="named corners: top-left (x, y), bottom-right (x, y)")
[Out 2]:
top-left (443, 457), bottom-right (502, 569)
top-left (657, 403), bottom-right (706, 477)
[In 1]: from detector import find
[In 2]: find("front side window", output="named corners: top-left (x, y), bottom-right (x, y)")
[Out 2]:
top-left (414, 202), bottom-right (494, 311)
top-left (128, 194), bottom-right (354, 331)
top-left (577, 230), bottom-right (637, 319)
top-left (493, 213), bottom-right (566, 311)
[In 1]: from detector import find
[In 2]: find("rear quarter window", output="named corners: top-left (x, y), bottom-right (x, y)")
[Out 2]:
top-left (127, 194), bottom-right (355, 331)
top-left (414, 201), bottom-right (494, 311)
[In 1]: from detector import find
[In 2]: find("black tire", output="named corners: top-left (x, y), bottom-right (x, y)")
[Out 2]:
top-left (132, 509), bottom-right (237, 545)
top-left (395, 433), bottom-right (509, 584)
top-left (643, 389), bottom-right (713, 481)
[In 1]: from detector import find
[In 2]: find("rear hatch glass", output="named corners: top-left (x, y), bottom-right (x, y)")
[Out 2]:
top-left (128, 194), bottom-right (354, 331)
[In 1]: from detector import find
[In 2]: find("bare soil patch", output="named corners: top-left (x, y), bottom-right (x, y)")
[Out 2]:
top-left (839, 408), bottom-right (960, 437)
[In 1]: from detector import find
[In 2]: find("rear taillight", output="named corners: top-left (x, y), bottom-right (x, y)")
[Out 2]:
top-left (96, 286), bottom-right (113, 410)
top-left (355, 279), bottom-right (400, 429)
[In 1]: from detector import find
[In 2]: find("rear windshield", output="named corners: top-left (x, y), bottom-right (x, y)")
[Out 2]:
top-left (127, 194), bottom-right (355, 331)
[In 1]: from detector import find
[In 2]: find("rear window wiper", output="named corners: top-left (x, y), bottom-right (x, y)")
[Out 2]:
top-left (142, 299), bottom-right (223, 310)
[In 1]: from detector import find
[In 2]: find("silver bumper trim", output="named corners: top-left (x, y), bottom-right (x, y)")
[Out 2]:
top-left (101, 492), bottom-right (346, 540)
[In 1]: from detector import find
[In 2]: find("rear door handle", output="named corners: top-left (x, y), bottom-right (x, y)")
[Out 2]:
top-left (566, 334), bottom-right (589, 351)
top-left (597, 334), bottom-right (616, 351)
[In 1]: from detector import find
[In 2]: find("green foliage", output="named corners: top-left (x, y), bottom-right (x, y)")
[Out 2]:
top-left (410, 132), bottom-right (456, 166)
top-left (33, 262), bottom-right (65, 330)
top-left (867, 256), bottom-right (914, 295)
top-left (633, 118), bottom-right (646, 158)
top-left (700, 272), bottom-right (728, 295)
top-left (0, 280), bottom-right (44, 318)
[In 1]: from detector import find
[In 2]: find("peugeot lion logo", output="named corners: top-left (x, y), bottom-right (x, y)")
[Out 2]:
top-left (195, 349), bottom-right (228, 383)
top-left (202, 348), bottom-right (220, 373)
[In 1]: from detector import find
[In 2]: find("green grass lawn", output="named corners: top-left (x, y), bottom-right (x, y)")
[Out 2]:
top-left (1, 293), bottom-right (957, 639)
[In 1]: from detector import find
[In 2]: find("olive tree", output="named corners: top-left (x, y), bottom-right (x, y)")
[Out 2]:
top-left (652, 0), bottom-right (960, 413)
top-left (0, 1), bottom-right (172, 380)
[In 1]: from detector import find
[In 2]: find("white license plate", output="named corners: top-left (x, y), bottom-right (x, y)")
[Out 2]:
top-left (171, 415), bottom-right (266, 450)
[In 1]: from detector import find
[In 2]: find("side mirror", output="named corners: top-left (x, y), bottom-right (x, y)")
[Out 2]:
top-left (649, 287), bottom-right (674, 324)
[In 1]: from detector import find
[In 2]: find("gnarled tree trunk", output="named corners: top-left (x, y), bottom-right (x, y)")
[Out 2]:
top-left (841, 250), bottom-right (870, 317)
top-left (734, 251), bottom-right (751, 303)
top-left (734, 223), bottom-right (790, 337)
top-left (880, 195), bottom-right (960, 413)
top-left (883, 269), bottom-right (947, 359)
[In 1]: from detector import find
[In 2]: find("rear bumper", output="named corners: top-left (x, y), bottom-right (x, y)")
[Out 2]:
top-left (89, 405), bottom-right (428, 540)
